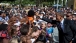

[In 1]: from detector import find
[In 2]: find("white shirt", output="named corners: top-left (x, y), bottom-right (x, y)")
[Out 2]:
top-left (60, 19), bottom-right (64, 31)
top-left (14, 22), bottom-right (21, 26)
top-left (31, 39), bottom-right (35, 43)
top-left (60, 19), bottom-right (64, 25)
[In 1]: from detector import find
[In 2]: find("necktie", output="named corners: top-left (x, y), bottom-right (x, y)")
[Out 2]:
top-left (60, 23), bottom-right (64, 31)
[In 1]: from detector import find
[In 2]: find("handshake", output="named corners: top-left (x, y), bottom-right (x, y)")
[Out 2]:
top-left (42, 17), bottom-right (57, 24)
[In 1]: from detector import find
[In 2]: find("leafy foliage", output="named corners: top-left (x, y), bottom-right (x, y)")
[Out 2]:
top-left (0, 0), bottom-right (60, 6)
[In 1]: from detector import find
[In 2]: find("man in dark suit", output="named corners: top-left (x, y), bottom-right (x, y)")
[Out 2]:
top-left (71, 14), bottom-right (76, 43)
top-left (66, 12), bottom-right (73, 20)
top-left (42, 12), bottom-right (76, 43)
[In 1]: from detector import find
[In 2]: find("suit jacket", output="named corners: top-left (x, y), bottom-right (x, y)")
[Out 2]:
top-left (42, 18), bottom-right (76, 43)
top-left (71, 20), bottom-right (76, 43)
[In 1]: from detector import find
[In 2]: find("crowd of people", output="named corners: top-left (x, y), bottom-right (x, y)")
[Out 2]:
top-left (0, 5), bottom-right (76, 43)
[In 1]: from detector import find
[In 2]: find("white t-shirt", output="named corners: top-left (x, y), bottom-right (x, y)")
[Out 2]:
top-left (31, 39), bottom-right (36, 43)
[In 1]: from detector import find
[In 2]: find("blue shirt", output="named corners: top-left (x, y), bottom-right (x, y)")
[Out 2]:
top-left (0, 17), bottom-right (3, 22)
top-left (0, 16), bottom-right (9, 22)
top-left (46, 27), bottom-right (53, 34)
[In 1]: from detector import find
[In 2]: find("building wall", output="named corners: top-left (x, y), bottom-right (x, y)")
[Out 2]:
top-left (67, 0), bottom-right (74, 9)
top-left (74, 0), bottom-right (76, 10)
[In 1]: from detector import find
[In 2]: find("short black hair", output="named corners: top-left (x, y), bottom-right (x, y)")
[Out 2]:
top-left (67, 12), bottom-right (72, 14)
top-left (56, 12), bottom-right (64, 17)
top-left (0, 24), bottom-right (8, 31)
top-left (73, 14), bottom-right (76, 16)
top-left (67, 12), bottom-right (72, 15)
top-left (36, 16), bottom-right (40, 19)
top-left (0, 11), bottom-right (3, 15)
top-left (28, 10), bottom-right (35, 17)
top-left (20, 24), bottom-right (29, 35)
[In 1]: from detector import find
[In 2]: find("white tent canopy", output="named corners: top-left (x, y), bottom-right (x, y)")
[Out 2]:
top-left (0, 3), bottom-right (10, 6)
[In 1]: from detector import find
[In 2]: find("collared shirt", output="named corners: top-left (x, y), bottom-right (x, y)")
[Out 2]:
top-left (0, 16), bottom-right (9, 24)
top-left (60, 19), bottom-right (64, 31)
top-left (61, 19), bottom-right (64, 25)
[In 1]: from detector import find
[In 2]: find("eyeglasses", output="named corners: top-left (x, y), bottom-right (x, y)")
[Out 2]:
top-left (66, 15), bottom-right (72, 17)
top-left (66, 16), bottom-right (70, 17)
top-left (66, 14), bottom-right (72, 17)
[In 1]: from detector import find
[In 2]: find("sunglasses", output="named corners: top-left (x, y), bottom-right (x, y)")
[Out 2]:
top-left (66, 15), bottom-right (72, 17)
top-left (66, 16), bottom-right (70, 17)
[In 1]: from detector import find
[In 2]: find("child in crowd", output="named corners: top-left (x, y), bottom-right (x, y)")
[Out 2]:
top-left (46, 23), bottom-right (54, 43)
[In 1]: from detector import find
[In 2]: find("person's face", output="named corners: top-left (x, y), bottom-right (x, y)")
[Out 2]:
top-left (35, 12), bottom-right (38, 16)
top-left (1, 13), bottom-right (3, 17)
top-left (1, 13), bottom-right (6, 18)
top-left (36, 17), bottom-right (39, 21)
top-left (66, 13), bottom-right (72, 20)
top-left (15, 27), bottom-right (20, 35)
top-left (47, 23), bottom-right (52, 27)
top-left (49, 15), bottom-right (53, 19)
top-left (56, 14), bottom-right (61, 21)
top-left (3, 13), bottom-right (6, 17)
top-left (73, 15), bottom-right (76, 20)
top-left (52, 11), bottom-right (55, 14)
top-left (31, 30), bottom-right (40, 38)
top-left (41, 23), bottom-right (46, 29)
top-left (13, 18), bottom-right (17, 23)
top-left (16, 15), bottom-right (20, 18)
